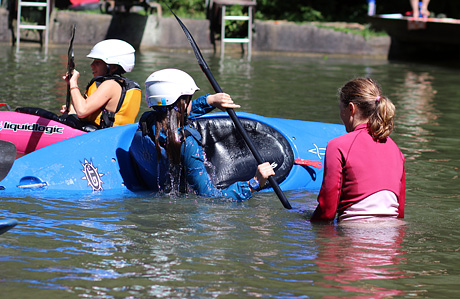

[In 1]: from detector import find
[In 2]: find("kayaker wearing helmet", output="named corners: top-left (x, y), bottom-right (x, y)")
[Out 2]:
top-left (132, 68), bottom-right (275, 200)
top-left (62, 39), bottom-right (141, 129)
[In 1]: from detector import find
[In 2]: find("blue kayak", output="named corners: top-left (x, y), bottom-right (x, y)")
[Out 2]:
top-left (0, 112), bottom-right (346, 197)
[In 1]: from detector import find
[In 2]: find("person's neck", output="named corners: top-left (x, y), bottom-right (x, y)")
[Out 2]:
top-left (352, 118), bottom-right (368, 131)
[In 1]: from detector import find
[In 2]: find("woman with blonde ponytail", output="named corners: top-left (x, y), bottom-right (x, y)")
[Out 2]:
top-left (311, 78), bottom-right (405, 222)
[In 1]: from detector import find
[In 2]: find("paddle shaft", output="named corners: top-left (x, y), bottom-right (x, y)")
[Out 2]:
top-left (65, 82), bottom-right (71, 113)
top-left (169, 8), bottom-right (291, 209)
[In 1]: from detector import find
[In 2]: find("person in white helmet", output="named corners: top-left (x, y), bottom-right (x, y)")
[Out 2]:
top-left (61, 39), bottom-right (141, 130)
top-left (132, 68), bottom-right (274, 200)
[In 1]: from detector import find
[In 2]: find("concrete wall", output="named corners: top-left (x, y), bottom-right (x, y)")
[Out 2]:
top-left (0, 8), bottom-right (10, 42)
top-left (254, 20), bottom-right (390, 56)
top-left (0, 8), bottom-right (389, 57)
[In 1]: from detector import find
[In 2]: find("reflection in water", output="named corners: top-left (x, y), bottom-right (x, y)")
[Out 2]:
top-left (313, 221), bottom-right (409, 298)
top-left (217, 55), bottom-right (253, 80)
top-left (395, 71), bottom-right (439, 160)
top-left (215, 55), bottom-right (254, 105)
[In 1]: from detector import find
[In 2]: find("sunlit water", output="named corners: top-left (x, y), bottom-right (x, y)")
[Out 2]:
top-left (1, 43), bottom-right (460, 298)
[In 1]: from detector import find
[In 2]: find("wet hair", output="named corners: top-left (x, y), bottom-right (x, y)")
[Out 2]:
top-left (153, 95), bottom-right (192, 164)
top-left (339, 78), bottom-right (395, 141)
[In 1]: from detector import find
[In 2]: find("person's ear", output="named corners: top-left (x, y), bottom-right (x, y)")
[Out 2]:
top-left (349, 102), bottom-right (357, 115)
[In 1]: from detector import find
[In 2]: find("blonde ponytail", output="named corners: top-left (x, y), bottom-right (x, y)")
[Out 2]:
top-left (368, 95), bottom-right (395, 140)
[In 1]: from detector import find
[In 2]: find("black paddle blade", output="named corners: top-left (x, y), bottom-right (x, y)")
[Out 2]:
top-left (68, 24), bottom-right (76, 73)
top-left (167, 5), bottom-right (225, 104)
top-left (0, 140), bottom-right (16, 182)
top-left (167, 5), bottom-right (225, 93)
top-left (65, 24), bottom-right (76, 114)
top-left (167, 5), bottom-right (208, 69)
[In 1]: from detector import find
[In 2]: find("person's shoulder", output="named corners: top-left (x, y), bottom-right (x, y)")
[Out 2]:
top-left (139, 110), bottom-right (157, 123)
top-left (97, 79), bottom-right (123, 92)
top-left (328, 130), bottom-right (355, 145)
top-left (325, 133), bottom-right (349, 154)
top-left (386, 136), bottom-right (405, 158)
top-left (122, 77), bottom-right (141, 89)
top-left (382, 135), bottom-right (400, 148)
top-left (184, 124), bottom-right (202, 143)
top-left (326, 128), bottom-right (366, 153)
top-left (100, 78), bottom-right (121, 85)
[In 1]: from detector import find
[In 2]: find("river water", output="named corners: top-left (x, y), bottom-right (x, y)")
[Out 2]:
top-left (1, 43), bottom-right (460, 298)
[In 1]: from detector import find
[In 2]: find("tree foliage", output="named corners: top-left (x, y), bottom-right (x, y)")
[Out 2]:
top-left (160, 0), bottom-right (460, 23)
top-left (161, 0), bottom-right (207, 18)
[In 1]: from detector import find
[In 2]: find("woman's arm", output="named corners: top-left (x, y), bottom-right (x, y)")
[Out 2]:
top-left (397, 163), bottom-right (406, 218)
top-left (189, 93), bottom-right (241, 119)
top-left (206, 93), bottom-right (241, 111)
top-left (189, 94), bottom-right (213, 119)
top-left (65, 70), bottom-right (122, 118)
top-left (310, 142), bottom-right (343, 222)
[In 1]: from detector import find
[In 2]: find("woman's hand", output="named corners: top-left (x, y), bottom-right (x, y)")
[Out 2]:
top-left (60, 104), bottom-right (67, 114)
top-left (250, 162), bottom-right (275, 191)
top-left (60, 104), bottom-right (76, 114)
top-left (69, 69), bottom-right (80, 88)
top-left (63, 69), bottom-right (80, 88)
top-left (61, 69), bottom-right (80, 115)
top-left (206, 93), bottom-right (241, 111)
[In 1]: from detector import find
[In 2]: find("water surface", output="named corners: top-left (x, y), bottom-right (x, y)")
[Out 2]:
top-left (1, 43), bottom-right (460, 298)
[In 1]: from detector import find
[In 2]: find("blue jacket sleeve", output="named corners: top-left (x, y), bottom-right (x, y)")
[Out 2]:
top-left (189, 94), bottom-right (215, 119)
top-left (181, 135), bottom-right (253, 201)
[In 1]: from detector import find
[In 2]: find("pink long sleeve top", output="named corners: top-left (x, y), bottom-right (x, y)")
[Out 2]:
top-left (311, 123), bottom-right (405, 222)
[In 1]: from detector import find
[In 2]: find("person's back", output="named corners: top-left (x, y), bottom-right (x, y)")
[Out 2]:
top-left (325, 124), bottom-right (405, 221)
top-left (111, 78), bottom-right (141, 126)
top-left (311, 78), bottom-right (405, 222)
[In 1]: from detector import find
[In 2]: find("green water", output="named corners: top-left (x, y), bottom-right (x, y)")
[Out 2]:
top-left (1, 43), bottom-right (460, 298)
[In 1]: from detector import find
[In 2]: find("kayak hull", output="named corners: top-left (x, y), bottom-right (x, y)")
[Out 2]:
top-left (0, 112), bottom-right (346, 197)
top-left (0, 111), bottom-right (86, 157)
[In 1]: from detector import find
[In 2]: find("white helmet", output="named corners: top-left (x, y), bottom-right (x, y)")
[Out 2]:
top-left (145, 69), bottom-right (200, 108)
top-left (87, 39), bottom-right (135, 73)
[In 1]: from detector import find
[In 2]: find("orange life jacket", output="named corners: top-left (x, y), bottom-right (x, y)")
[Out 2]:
top-left (82, 75), bottom-right (141, 128)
